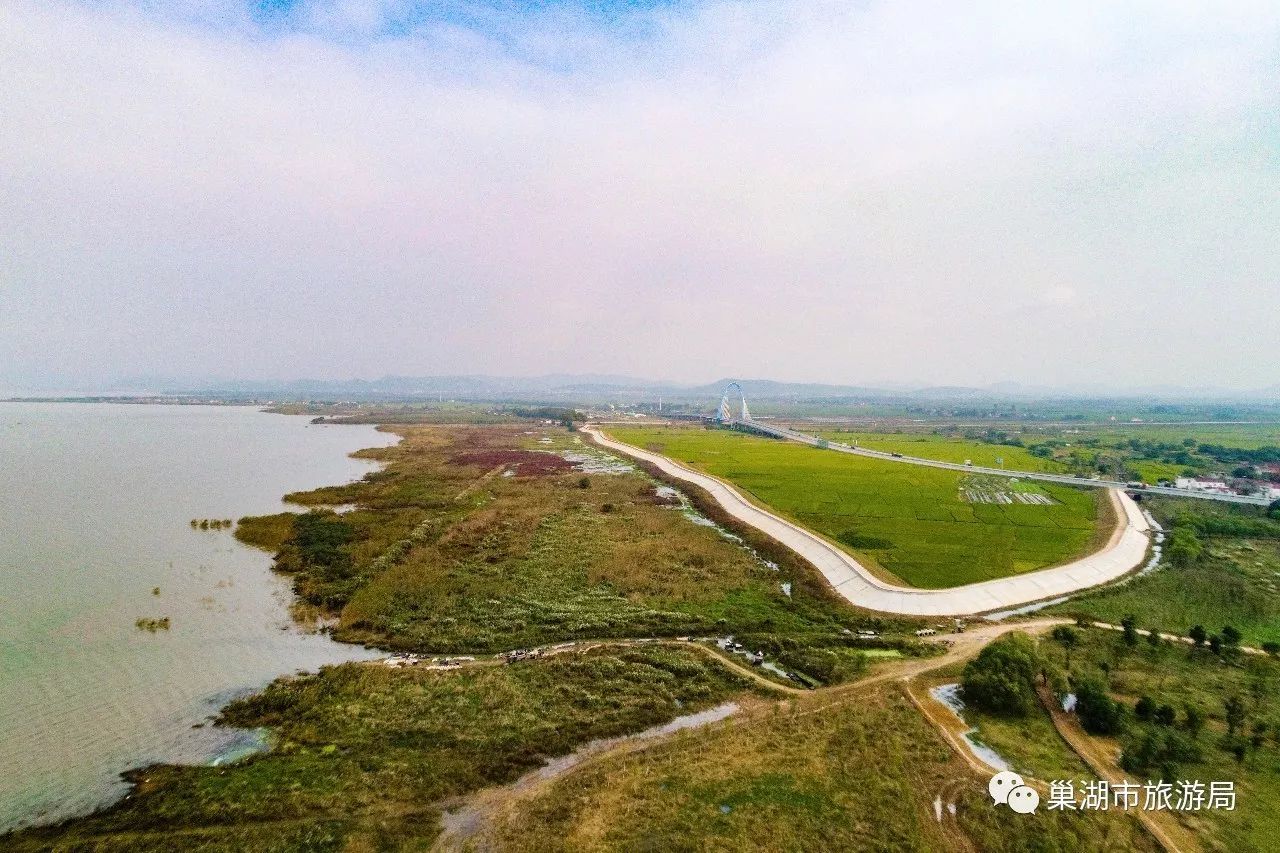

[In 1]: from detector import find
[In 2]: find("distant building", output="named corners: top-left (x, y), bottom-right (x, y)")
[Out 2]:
top-left (1174, 477), bottom-right (1237, 496)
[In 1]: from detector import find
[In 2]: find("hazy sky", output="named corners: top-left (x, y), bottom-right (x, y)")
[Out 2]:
top-left (2, 1), bottom-right (1278, 391)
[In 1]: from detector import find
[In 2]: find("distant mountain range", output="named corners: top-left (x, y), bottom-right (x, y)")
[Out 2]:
top-left (27, 371), bottom-right (1269, 404)
top-left (13, 373), bottom-right (1271, 406)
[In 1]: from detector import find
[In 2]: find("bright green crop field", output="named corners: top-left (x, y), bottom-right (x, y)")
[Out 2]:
top-left (608, 426), bottom-right (1107, 589)
top-left (815, 430), bottom-right (1067, 473)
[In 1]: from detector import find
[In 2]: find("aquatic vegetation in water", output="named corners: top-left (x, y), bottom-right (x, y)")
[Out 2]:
top-left (135, 617), bottom-right (171, 632)
top-left (191, 518), bottom-right (234, 531)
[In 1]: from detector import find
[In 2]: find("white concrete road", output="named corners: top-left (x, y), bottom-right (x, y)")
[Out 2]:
top-left (584, 425), bottom-right (1152, 617)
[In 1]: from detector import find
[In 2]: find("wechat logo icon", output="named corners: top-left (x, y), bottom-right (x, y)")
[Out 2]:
top-left (989, 771), bottom-right (1038, 814)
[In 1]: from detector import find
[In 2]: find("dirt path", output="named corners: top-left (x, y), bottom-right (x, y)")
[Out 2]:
top-left (904, 681), bottom-right (1004, 777)
top-left (454, 464), bottom-right (507, 501)
top-left (431, 618), bottom-right (1070, 851)
top-left (1035, 683), bottom-right (1201, 853)
top-left (1090, 621), bottom-right (1268, 656)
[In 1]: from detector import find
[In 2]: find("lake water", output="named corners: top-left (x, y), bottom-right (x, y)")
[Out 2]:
top-left (0, 403), bottom-right (396, 831)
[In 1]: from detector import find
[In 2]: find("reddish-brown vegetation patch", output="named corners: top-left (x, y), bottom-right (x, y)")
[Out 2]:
top-left (449, 449), bottom-right (574, 476)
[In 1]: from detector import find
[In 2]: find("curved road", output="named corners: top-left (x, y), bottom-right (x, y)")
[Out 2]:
top-left (584, 425), bottom-right (1152, 617)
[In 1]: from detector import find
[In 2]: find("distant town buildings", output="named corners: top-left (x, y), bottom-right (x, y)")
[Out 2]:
top-left (1174, 477), bottom-right (1236, 496)
top-left (1174, 477), bottom-right (1280, 501)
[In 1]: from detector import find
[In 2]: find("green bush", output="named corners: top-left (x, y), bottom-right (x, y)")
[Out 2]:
top-left (961, 632), bottom-right (1039, 716)
top-left (1074, 674), bottom-right (1127, 735)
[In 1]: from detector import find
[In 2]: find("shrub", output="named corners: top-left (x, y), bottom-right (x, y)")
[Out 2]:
top-left (1165, 528), bottom-right (1203, 567)
top-left (1121, 725), bottom-right (1201, 776)
top-left (1121, 614), bottom-right (1139, 646)
top-left (1074, 674), bottom-right (1126, 735)
top-left (961, 632), bottom-right (1039, 716)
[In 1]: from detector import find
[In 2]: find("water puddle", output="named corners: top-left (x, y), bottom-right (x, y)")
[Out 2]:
top-left (983, 595), bottom-right (1073, 621)
top-left (929, 684), bottom-right (1010, 771)
top-left (559, 438), bottom-right (635, 475)
top-left (654, 485), bottom-right (780, 572)
top-left (439, 702), bottom-right (739, 840)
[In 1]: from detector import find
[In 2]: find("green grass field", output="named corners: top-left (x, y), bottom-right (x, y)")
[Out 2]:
top-left (610, 426), bottom-right (1106, 589)
top-left (1072, 423), bottom-right (1280, 450)
top-left (816, 430), bottom-right (1068, 473)
top-left (1054, 539), bottom-right (1280, 647)
top-left (807, 422), bottom-right (1280, 485)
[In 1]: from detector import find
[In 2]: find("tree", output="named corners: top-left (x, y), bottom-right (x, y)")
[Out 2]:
top-left (1222, 626), bottom-right (1242, 648)
top-left (1189, 625), bottom-right (1208, 647)
top-left (1135, 696), bottom-right (1156, 722)
top-left (1183, 705), bottom-right (1205, 739)
top-left (1209, 635), bottom-right (1223, 656)
top-left (1075, 674), bottom-right (1127, 736)
top-left (1146, 629), bottom-right (1162, 648)
top-left (1225, 696), bottom-right (1247, 737)
top-left (1121, 614), bottom-right (1139, 646)
top-left (1121, 726), bottom-right (1201, 776)
top-left (1262, 641), bottom-right (1280, 657)
top-left (1165, 528), bottom-right (1203, 568)
top-left (961, 632), bottom-right (1040, 717)
top-left (1155, 704), bottom-right (1178, 727)
top-left (1051, 625), bottom-right (1079, 667)
top-left (1251, 721), bottom-right (1269, 752)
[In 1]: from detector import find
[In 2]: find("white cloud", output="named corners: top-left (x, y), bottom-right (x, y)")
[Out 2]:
top-left (1, 0), bottom-right (1278, 389)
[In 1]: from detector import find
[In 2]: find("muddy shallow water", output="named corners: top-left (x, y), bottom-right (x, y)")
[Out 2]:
top-left (0, 403), bottom-right (394, 831)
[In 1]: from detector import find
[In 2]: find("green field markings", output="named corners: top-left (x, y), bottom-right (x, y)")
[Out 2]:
top-left (610, 426), bottom-right (1104, 589)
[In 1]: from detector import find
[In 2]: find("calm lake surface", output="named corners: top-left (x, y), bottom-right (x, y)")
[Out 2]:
top-left (0, 403), bottom-right (395, 831)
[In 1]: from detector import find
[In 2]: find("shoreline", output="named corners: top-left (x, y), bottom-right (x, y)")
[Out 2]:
top-left (0, 406), bottom-right (393, 834)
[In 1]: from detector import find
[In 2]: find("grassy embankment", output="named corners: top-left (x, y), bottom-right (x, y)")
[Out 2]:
top-left (476, 682), bottom-right (1156, 852)
top-left (1052, 496), bottom-right (1280, 646)
top-left (609, 425), bottom-right (1106, 588)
